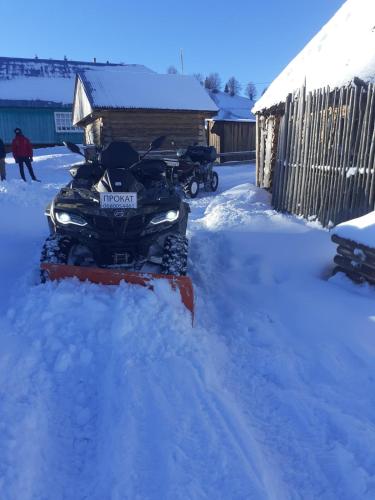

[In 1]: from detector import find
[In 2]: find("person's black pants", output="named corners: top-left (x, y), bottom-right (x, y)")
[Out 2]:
top-left (17, 157), bottom-right (36, 181)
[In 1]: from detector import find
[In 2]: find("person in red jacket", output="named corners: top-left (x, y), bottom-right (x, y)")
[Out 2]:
top-left (11, 128), bottom-right (40, 182)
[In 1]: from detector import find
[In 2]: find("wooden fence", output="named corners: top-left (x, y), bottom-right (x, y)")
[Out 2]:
top-left (258, 82), bottom-right (375, 227)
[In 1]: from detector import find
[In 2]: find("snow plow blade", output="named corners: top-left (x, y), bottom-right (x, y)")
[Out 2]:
top-left (40, 263), bottom-right (194, 320)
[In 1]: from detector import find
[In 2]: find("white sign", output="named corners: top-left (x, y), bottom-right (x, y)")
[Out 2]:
top-left (100, 192), bottom-right (137, 209)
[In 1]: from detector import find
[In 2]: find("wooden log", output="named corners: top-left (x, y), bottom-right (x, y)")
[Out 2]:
top-left (307, 89), bottom-right (323, 218)
top-left (301, 90), bottom-right (317, 216)
top-left (333, 254), bottom-right (375, 284)
top-left (334, 84), bottom-right (358, 223)
top-left (313, 87), bottom-right (330, 218)
top-left (317, 88), bottom-right (337, 225)
top-left (331, 233), bottom-right (375, 260)
top-left (322, 88), bottom-right (343, 226)
top-left (282, 93), bottom-right (297, 211)
top-left (361, 84), bottom-right (375, 212)
top-left (285, 91), bottom-right (300, 212)
top-left (332, 265), bottom-right (369, 284)
top-left (295, 88), bottom-right (313, 216)
top-left (330, 88), bottom-right (351, 224)
top-left (290, 85), bottom-right (306, 214)
top-left (258, 116), bottom-right (266, 187)
top-left (276, 96), bottom-right (291, 209)
top-left (336, 245), bottom-right (375, 271)
top-left (350, 85), bottom-right (371, 217)
top-left (342, 85), bottom-right (364, 220)
top-left (255, 115), bottom-right (261, 186)
top-left (272, 110), bottom-right (287, 209)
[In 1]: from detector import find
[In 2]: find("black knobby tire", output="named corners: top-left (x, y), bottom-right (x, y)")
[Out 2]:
top-left (161, 234), bottom-right (188, 276)
top-left (40, 234), bottom-right (74, 283)
top-left (210, 171), bottom-right (219, 192)
top-left (183, 177), bottom-right (199, 199)
top-left (204, 171), bottom-right (219, 192)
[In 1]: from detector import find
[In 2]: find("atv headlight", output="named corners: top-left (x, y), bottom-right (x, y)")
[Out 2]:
top-left (55, 211), bottom-right (88, 226)
top-left (150, 210), bottom-right (179, 225)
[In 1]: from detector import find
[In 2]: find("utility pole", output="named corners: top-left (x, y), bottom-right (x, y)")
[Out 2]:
top-left (180, 48), bottom-right (184, 74)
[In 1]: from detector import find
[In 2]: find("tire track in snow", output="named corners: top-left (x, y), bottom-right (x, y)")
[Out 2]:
top-left (189, 186), bottom-right (375, 500)
top-left (0, 275), bottom-right (272, 499)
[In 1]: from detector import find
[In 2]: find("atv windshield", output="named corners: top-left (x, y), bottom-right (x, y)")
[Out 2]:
top-left (100, 142), bottom-right (140, 169)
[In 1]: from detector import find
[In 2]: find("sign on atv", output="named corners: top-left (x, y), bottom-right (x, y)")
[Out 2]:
top-left (100, 192), bottom-right (137, 209)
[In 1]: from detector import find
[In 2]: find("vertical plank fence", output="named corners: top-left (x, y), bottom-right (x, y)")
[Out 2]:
top-left (257, 82), bottom-right (375, 227)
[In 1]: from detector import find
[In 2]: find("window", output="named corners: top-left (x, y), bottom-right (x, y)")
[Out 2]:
top-left (54, 112), bottom-right (80, 133)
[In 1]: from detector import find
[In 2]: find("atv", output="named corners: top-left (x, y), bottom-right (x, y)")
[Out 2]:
top-left (40, 137), bottom-right (194, 315)
top-left (164, 145), bottom-right (219, 198)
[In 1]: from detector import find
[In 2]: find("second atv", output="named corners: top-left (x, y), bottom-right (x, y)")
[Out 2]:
top-left (165, 145), bottom-right (219, 198)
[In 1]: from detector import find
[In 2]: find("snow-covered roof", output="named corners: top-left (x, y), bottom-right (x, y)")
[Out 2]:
top-left (253, 0), bottom-right (375, 113)
top-left (208, 91), bottom-right (255, 122)
top-left (0, 57), bottom-right (152, 107)
top-left (76, 70), bottom-right (218, 114)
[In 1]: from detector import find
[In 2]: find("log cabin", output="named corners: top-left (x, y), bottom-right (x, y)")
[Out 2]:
top-left (72, 70), bottom-right (218, 150)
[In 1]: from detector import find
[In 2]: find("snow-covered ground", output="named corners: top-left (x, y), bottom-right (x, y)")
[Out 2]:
top-left (1, 148), bottom-right (375, 499)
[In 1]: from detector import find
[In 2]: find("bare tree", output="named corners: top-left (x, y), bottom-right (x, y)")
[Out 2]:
top-left (167, 65), bottom-right (178, 74)
top-left (226, 77), bottom-right (242, 96)
top-left (245, 82), bottom-right (257, 100)
top-left (204, 73), bottom-right (222, 92)
top-left (193, 73), bottom-right (204, 85)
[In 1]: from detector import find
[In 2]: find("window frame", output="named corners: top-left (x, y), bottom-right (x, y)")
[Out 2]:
top-left (54, 111), bottom-right (81, 133)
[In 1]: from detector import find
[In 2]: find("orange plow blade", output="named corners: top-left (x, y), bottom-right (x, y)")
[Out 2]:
top-left (40, 263), bottom-right (194, 320)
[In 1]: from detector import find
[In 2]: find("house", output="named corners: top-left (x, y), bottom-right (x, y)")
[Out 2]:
top-left (207, 90), bottom-right (256, 162)
top-left (72, 70), bottom-right (218, 150)
top-left (253, 0), bottom-right (375, 227)
top-left (0, 56), bottom-right (150, 146)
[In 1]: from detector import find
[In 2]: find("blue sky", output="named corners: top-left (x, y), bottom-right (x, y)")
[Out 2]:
top-left (3, 0), bottom-right (344, 98)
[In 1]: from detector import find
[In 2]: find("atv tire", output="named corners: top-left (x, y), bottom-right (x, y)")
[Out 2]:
top-left (40, 234), bottom-right (96, 282)
top-left (205, 171), bottom-right (219, 192)
top-left (183, 177), bottom-right (199, 199)
top-left (210, 171), bottom-right (219, 192)
top-left (161, 234), bottom-right (188, 276)
top-left (40, 234), bottom-right (74, 282)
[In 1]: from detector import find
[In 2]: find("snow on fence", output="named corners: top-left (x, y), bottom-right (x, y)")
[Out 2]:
top-left (257, 82), bottom-right (375, 227)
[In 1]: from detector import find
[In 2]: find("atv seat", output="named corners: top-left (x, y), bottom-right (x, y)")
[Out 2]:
top-left (132, 159), bottom-right (166, 187)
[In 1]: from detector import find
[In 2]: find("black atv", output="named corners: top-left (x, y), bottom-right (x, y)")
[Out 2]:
top-left (165, 145), bottom-right (219, 198)
top-left (41, 137), bottom-right (190, 278)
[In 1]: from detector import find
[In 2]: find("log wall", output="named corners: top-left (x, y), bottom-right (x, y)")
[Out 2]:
top-left (256, 82), bottom-right (375, 227)
top-left (84, 109), bottom-right (210, 150)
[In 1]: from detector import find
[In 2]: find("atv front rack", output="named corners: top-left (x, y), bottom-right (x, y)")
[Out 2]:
top-left (41, 263), bottom-right (194, 321)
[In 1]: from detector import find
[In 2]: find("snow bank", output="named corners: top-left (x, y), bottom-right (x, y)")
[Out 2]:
top-left (253, 0), bottom-right (375, 112)
top-left (332, 210), bottom-right (375, 247)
